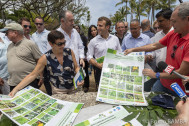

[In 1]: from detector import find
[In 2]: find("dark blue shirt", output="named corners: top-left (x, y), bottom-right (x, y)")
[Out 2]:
top-left (142, 30), bottom-right (155, 38)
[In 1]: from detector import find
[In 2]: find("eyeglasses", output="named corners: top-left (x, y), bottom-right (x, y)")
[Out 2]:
top-left (35, 23), bottom-right (43, 26)
top-left (171, 45), bottom-right (177, 58)
top-left (54, 41), bottom-right (66, 46)
top-left (5, 30), bottom-right (14, 36)
top-left (154, 27), bottom-right (160, 30)
top-left (23, 25), bottom-right (31, 29)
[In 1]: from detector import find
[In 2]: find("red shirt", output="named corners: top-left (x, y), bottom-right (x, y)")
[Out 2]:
top-left (159, 30), bottom-right (189, 95)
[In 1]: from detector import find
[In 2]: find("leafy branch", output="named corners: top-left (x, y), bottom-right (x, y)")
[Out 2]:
top-left (122, 92), bottom-right (180, 126)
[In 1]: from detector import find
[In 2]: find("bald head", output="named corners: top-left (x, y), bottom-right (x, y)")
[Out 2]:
top-left (130, 19), bottom-right (141, 38)
top-left (59, 10), bottom-right (74, 32)
top-left (141, 19), bottom-right (151, 31)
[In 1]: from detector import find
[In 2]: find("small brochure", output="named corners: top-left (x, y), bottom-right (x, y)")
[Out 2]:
top-left (96, 56), bottom-right (105, 63)
top-left (74, 106), bottom-right (142, 126)
top-left (73, 67), bottom-right (86, 89)
top-left (0, 86), bottom-right (83, 126)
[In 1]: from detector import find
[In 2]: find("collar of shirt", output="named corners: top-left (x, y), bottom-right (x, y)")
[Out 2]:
top-left (128, 33), bottom-right (143, 39)
top-left (143, 30), bottom-right (151, 34)
top-left (160, 27), bottom-right (174, 36)
top-left (96, 34), bottom-right (112, 41)
top-left (14, 38), bottom-right (25, 46)
top-left (36, 29), bottom-right (48, 35)
top-left (58, 26), bottom-right (74, 38)
top-left (182, 33), bottom-right (189, 40)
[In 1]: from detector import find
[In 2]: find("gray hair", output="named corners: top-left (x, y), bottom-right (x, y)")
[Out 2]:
top-left (115, 21), bottom-right (125, 28)
top-left (59, 10), bottom-right (72, 22)
top-left (175, 2), bottom-right (189, 19)
top-left (130, 19), bottom-right (140, 25)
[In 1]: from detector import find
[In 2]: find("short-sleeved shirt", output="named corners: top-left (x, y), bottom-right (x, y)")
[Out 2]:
top-left (32, 29), bottom-right (51, 54)
top-left (87, 34), bottom-right (121, 61)
top-left (44, 48), bottom-right (74, 89)
top-left (7, 38), bottom-right (42, 86)
top-left (0, 33), bottom-right (11, 79)
top-left (159, 30), bottom-right (189, 94)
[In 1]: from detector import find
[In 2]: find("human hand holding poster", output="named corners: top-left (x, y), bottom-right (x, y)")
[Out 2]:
top-left (96, 49), bottom-right (148, 106)
top-left (0, 86), bottom-right (83, 126)
top-left (73, 67), bottom-right (86, 89)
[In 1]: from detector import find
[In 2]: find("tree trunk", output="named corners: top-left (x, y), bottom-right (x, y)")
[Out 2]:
top-left (126, 0), bottom-right (127, 22)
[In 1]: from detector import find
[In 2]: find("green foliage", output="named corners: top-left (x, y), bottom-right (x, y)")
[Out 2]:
top-left (113, 0), bottom-right (177, 24)
top-left (0, 0), bottom-right (89, 30)
top-left (122, 92), bottom-right (179, 126)
top-left (0, 115), bottom-right (17, 126)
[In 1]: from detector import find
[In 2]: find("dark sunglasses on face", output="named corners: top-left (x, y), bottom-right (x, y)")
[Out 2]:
top-left (171, 45), bottom-right (177, 59)
top-left (154, 27), bottom-right (160, 30)
top-left (35, 23), bottom-right (43, 26)
top-left (23, 25), bottom-right (31, 29)
top-left (55, 41), bottom-right (66, 46)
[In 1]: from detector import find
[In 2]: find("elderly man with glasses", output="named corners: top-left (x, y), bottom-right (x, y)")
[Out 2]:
top-left (124, 2), bottom-right (189, 96)
top-left (32, 16), bottom-right (51, 54)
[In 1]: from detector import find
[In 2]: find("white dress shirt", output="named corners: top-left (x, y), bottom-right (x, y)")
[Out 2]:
top-left (151, 27), bottom-right (174, 66)
top-left (31, 29), bottom-right (51, 54)
top-left (57, 27), bottom-right (84, 65)
top-left (87, 34), bottom-right (121, 62)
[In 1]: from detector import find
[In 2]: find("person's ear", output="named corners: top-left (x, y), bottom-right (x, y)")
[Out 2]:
top-left (61, 18), bottom-right (65, 24)
top-left (106, 25), bottom-right (110, 30)
top-left (49, 41), bottom-right (53, 47)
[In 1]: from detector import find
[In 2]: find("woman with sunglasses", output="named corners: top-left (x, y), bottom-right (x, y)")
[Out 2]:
top-left (9, 30), bottom-right (84, 97)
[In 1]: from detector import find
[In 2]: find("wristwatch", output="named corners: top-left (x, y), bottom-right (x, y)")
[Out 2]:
top-left (156, 72), bottom-right (160, 79)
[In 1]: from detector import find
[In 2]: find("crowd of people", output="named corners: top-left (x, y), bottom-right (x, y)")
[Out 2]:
top-left (0, 1), bottom-right (189, 125)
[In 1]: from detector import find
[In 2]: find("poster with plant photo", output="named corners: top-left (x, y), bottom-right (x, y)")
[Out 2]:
top-left (96, 49), bottom-right (148, 106)
top-left (0, 86), bottom-right (83, 126)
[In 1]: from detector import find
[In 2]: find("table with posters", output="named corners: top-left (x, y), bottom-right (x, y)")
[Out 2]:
top-left (0, 86), bottom-right (83, 126)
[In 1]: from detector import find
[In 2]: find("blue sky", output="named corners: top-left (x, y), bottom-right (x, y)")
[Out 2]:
top-left (85, 0), bottom-right (119, 25)
top-left (85, 0), bottom-right (180, 26)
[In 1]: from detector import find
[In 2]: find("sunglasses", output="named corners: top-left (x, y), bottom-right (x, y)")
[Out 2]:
top-left (23, 25), bottom-right (31, 29)
top-left (171, 45), bottom-right (177, 59)
top-left (154, 27), bottom-right (160, 30)
top-left (35, 23), bottom-right (43, 26)
top-left (54, 41), bottom-right (66, 46)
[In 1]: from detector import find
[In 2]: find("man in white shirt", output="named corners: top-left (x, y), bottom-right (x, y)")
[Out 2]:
top-left (87, 16), bottom-right (121, 89)
top-left (57, 10), bottom-right (85, 67)
top-left (151, 9), bottom-right (173, 68)
top-left (144, 9), bottom-right (173, 92)
top-left (32, 16), bottom-right (51, 54)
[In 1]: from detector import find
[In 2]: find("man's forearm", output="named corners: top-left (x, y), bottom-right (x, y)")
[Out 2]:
top-left (132, 42), bottom-right (164, 52)
top-left (89, 58), bottom-right (101, 69)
